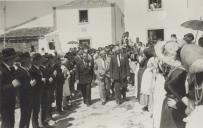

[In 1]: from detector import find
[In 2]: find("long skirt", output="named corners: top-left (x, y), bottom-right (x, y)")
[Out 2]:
top-left (160, 97), bottom-right (186, 128)
top-left (130, 62), bottom-right (139, 98)
top-left (140, 68), bottom-right (155, 107)
top-left (137, 67), bottom-right (146, 102)
top-left (63, 77), bottom-right (71, 97)
top-left (141, 68), bottom-right (154, 95)
top-left (152, 74), bottom-right (166, 128)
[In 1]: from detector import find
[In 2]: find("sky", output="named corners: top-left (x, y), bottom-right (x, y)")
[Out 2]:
top-left (0, 0), bottom-right (71, 30)
top-left (0, 0), bottom-right (124, 31)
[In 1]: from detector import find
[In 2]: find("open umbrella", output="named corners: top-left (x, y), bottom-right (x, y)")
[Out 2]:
top-left (181, 20), bottom-right (203, 31)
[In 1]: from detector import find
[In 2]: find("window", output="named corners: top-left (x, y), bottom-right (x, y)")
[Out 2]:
top-left (79, 10), bottom-right (88, 23)
top-left (48, 42), bottom-right (56, 50)
top-left (79, 39), bottom-right (90, 49)
top-left (148, 29), bottom-right (164, 44)
top-left (148, 0), bottom-right (162, 11)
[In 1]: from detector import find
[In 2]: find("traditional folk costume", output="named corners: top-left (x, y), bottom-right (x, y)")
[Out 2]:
top-left (178, 44), bottom-right (203, 128)
top-left (154, 40), bottom-right (203, 128)
top-left (154, 41), bottom-right (188, 128)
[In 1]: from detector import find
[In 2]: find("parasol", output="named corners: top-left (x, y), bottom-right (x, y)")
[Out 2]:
top-left (181, 20), bottom-right (203, 31)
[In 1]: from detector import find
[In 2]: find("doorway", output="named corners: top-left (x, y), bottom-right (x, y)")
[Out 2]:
top-left (79, 39), bottom-right (90, 49)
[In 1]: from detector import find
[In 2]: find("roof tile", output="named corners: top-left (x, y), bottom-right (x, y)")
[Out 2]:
top-left (0, 27), bottom-right (54, 39)
top-left (56, 0), bottom-right (112, 9)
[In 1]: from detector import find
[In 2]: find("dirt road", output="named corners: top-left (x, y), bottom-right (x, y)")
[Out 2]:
top-left (9, 85), bottom-right (153, 128)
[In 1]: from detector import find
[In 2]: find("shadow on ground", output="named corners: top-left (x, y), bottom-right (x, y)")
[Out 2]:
top-left (53, 92), bottom-right (83, 128)
top-left (56, 117), bottom-right (74, 128)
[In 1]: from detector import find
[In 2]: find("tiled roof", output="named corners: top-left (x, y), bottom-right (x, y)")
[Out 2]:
top-left (0, 27), bottom-right (54, 40)
top-left (55, 0), bottom-right (112, 9)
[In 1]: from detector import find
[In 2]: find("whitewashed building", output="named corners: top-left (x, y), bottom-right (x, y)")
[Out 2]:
top-left (125, 0), bottom-right (203, 44)
top-left (54, 0), bottom-right (125, 52)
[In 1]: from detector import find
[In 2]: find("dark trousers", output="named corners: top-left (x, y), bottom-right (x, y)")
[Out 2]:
top-left (114, 81), bottom-right (127, 103)
top-left (31, 90), bottom-right (41, 128)
top-left (79, 83), bottom-right (91, 105)
top-left (19, 94), bottom-right (32, 128)
top-left (111, 81), bottom-right (115, 97)
top-left (130, 73), bottom-right (135, 86)
top-left (41, 87), bottom-right (49, 123)
top-left (69, 73), bottom-right (75, 93)
top-left (1, 91), bottom-right (16, 128)
top-left (56, 83), bottom-right (63, 112)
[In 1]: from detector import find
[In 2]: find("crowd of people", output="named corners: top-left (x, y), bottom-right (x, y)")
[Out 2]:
top-left (1, 31), bottom-right (203, 128)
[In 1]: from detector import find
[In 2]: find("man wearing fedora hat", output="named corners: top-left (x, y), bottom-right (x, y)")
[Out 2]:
top-left (15, 52), bottom-right (33, 128)
top-left (45, 54), bottom-right (57, 112)
top-left (29, 53), bottom-right (44, 128)
top-left (52, 55), bottom-right (65, 113)
top-left (0, 48), bottom-right (21, 128)
top-left (39, 54), bottom-right (56, 127)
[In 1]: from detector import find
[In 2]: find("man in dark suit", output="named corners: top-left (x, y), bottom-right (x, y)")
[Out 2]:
top-left (45, 54), bottom-right (57, 118)
top-left (39, 54), bottom-right (53, 127)
top-left (110, 45), bottom-right (130, 105)
top-left (0, 48), bottom-right (21, 128)
top-left (64, 52), bottom-right (76, 95)
top-left (39, 54), bottom-right (56, 127)
top-left (53, 57), bottom-right (65, 113)
top-left (75, 50), bottom-right (94, 106)
top-left (16, 52), bottom-right (33, 128)
top-left (29, 53), bottom-right (44, 128)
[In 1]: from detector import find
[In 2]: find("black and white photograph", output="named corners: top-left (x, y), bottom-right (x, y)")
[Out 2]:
top-left (0, 0), bottom-right (203, 128)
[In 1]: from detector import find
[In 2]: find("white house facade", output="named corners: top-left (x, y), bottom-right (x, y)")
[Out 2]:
top-left (125, 0), bottom-right (203, 44)
top-left (54, 0), bottom-right (125, 52)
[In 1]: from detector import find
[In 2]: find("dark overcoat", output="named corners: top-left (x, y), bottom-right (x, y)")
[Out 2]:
top-left (110, 54), bottom-right (130, 87)
top-left (75, 58), bottom-right (94, 85)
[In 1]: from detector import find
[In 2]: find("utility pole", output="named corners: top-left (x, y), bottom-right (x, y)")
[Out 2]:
top-left (3, 1), bottom-right (7, 48)
top-left (187, 0), bottom-right (189, 8)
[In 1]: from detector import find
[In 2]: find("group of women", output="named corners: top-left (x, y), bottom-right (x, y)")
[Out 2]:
top-left (133, 34), bottom-right (203, 128)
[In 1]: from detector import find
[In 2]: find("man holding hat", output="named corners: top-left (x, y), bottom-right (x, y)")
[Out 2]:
top-left (53, 56), bottom-right (65, 113)
top-left (46, 54), bottom-right (57, 115)
top-left (15, 52), bottom-right (33, 128)
top-left (39, 54), bottom-right (56, 127)
top-left (0, 48), bottom-right (21, 128)
top-left (29, 53), bottom-right (44, 128)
